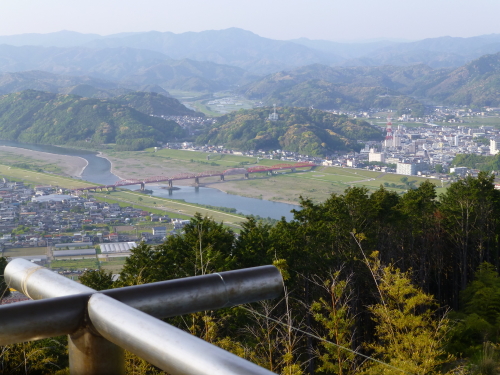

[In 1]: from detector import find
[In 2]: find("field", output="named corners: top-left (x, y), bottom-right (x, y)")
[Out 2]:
top-left (0, 164), bottom-right (96, 189)
top-left (215, 166), bottom-right (448, 204)
top-left (2, 247), bottom-right (48, 258)
top-left (459, 115), bottom-right (500, 128)
top-left (92, 189), bottom-right (248, 229)
top-left (168, 90), bottom-right (257, 117)
top-left (50, 256), bottom-right (127, 273)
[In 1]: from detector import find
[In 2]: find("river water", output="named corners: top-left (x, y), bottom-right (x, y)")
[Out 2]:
top-left (0, 140), bottom-right (297, 220)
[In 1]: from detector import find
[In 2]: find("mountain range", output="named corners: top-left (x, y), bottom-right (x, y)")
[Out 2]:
top-left (1, 28), bottom-right (500, 110)
top-left (241, 52), bottom-right (500, 109)
top-left (4, 28), bottom-right (500, 72)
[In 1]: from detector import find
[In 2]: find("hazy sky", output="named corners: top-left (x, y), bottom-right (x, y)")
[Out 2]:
top-left (1, 0), bottom-right (500, 41)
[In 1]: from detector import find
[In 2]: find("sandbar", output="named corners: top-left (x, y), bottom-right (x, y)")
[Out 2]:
top-left (0, 146), bottom-right (88, 177)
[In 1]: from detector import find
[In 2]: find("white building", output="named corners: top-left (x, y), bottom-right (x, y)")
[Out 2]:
top-left (490, 138), bottom-right (500, 155)
top-left (397, 161), bottom-right (429, 176)
top-left (368, 149), bottom-right (385, 163)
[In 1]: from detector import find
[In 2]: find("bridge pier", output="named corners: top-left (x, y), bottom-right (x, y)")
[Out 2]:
top-left (245, 173), bottom-right (249, 179)
top-left (140, 183), bottom-right (145, 191)
top-left (291, 168), bottom-right (296, 172)
top-left (195, 177), bottom-right (199, 186)
top-left (220, 175), bottom-right (224, 181)
top-left (168, 180), bottom-right (173, 188)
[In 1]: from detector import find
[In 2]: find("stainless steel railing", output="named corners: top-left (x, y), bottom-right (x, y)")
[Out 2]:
top-left (1, 258), bottom-right (283, 375)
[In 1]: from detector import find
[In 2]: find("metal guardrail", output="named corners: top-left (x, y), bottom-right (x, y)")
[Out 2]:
top-left (2, 258), bottom-right (283, 375)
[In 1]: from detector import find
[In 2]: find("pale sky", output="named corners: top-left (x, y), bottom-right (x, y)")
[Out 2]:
top-left (1, 0), bottom-right (499, 41)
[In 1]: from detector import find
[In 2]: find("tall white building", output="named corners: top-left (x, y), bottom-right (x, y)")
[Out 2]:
top-left (490, 138), bottom-right (500, 155)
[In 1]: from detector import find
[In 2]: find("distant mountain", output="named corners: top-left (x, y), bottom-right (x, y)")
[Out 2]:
top-left (242, 52), bottom-right (500, 109)
top-left (81, 28), bottom-right (337, 74)
top-left (196, 107), bottom-right (383, 156)
top-left (121, 58), bottom-right (258, 91)
top-left (290, 38), bottom-right (400, 59)
top-left (2, 30), bottom-right (500, 109)
top-left (0, 71), bottom-right (132, 97)
top-left (0, 30), bottom-right (102, 47)
top-left (4, 29), bottom-right (500, 74)
top-left (0, 90), bottom-right (185, 150)
top-left (0, 45), bottom-right (167, 79)
top-left (424, 52), bottom-right (500, 106)
top-left (346, 34), bottom-right (500, 68)
top-left (239, 64), bottom-right (438, 113)
top-left (0, 46), bottom-right (257, 91)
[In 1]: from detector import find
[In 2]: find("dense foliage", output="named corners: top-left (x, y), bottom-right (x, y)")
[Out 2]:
top-left (114, 91), bottom-right (203, 117)
top-left (109, 173), bottom-right (500, 374)
top-left (242, 74), bottom-right (425, 115)
top-left (0, 90), bottom-right (185, 150)
top-left (196, 107), bottom-right (383, 156)
top-left (4, 174), bottom-right (500, 374)
top-left (452, 153), bottom-right (500, 172)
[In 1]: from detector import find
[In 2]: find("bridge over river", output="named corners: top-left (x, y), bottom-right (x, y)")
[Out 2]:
top-left (72, 162), bottom-right (316, 192)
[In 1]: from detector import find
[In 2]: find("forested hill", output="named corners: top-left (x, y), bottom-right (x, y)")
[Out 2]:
top-left (240, 52), bottom-right (500, 110)
top-left (196, 107), bottom-right (383, 156)
top-left (0, 90), bottom-right (185, 150)
top-left (114, 92), bottom-right (204, 117)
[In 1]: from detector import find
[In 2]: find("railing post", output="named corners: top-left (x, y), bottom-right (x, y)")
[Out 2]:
top-left (69, 328), bottom-right (125, 375)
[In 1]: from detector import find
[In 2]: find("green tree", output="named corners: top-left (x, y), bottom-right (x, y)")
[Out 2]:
top-left (311, 270), bottom-right (357, 375)
top-left (361, 252), bottom-right (453, 375)
top-left (0, 256), bottom-right (10, 301)
top-left (440, 172), bottom-right (500, 292)
top-left (117, 214), bottom-right (235, 286)
top-left (448, 263), bottom-right (500, 357)
top-left (79, 269), bottom-right (114, 291)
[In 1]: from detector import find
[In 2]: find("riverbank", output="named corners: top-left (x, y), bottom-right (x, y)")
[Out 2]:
top-left (96, 152), bottom-right (126, 180)
top-left (0, 146), bottom-right (88, 177)
top-left (100, 150), bottom-right (306, 205)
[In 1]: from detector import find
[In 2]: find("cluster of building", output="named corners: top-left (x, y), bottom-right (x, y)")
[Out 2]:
top-left (348, 119), bottom-right (500, 176)
top-left (168, 118), bottom-right (500, 178)
top-left (0, 182), bottom-right (188, 251)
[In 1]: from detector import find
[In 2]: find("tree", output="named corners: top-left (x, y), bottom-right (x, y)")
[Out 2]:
top-left (447, 263), bottom-right (500, 357)
top-left (440, 172), bottom-right (500, 295)
top-left (117, 214), bottom-right (235, 286)
top-left (0, 256), bottom-right (10, 301)
top-left (79, 269), bottom-right (114, 291)
top-left (361, 252), bottom-right (453, 375)
top-left (311, 270), bottom-right (357, 375)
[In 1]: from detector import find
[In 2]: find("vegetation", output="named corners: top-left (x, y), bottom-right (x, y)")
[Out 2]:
top-left (4, 173), bottom-right (500, 373)
top-left (452, 153), bottom-right (500, 172)
top-left (113, 91), bottom-right (204, 117)
top-left (0, 256), bottom-right (10, 301)
top-left (0, 90), bottom-right (185, 150)
top-left (196, 107), bottom-right (383, 156)
top-left (240, 52), bottom-right (500, 110)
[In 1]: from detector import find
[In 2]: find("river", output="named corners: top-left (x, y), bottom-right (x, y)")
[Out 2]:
top-left (0, 140), bottom-right (297, 220)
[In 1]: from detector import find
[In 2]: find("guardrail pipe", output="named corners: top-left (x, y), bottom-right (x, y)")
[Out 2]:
top-left (5, 258), bottom-right (94, 299)
top-left (3, 259), bottom-right (283, 374)
top-left (104, 265), bottom-right (283, 318)
top-left (0, 295), bottom-right (87, 345)
top-left (89, 293), bottom-right (276, 375)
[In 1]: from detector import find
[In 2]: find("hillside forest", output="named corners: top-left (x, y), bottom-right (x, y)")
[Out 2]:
top-left (2, 173), bottom-right (500, 374)
top-left (196, 107), bottom-right (383, 156)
